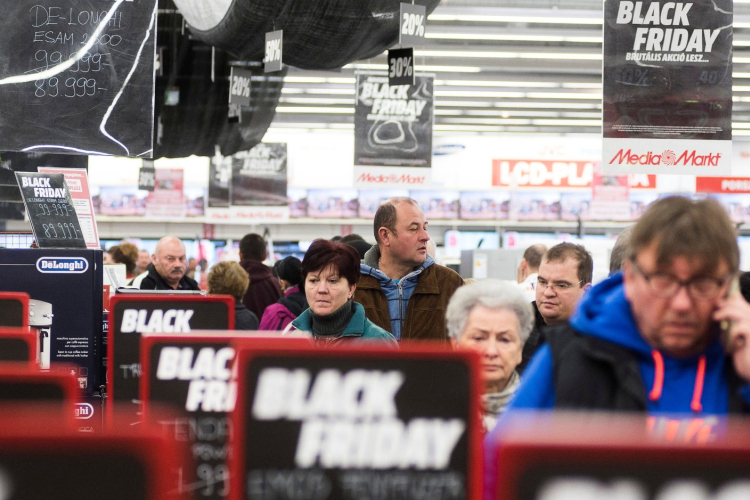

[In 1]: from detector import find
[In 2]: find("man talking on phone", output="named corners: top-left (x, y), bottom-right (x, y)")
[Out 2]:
top-left (483, 195), bottom-right (750, 498)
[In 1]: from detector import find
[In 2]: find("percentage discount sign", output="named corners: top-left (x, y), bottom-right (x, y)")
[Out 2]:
top-left (229, 67), bottom-right (253, 106)
top-left (400, 3), bottom-right (427, 46)
top-left (388, 48), bottom-right (415, 86)
top-left (264, 30), bottom-right (283, 73)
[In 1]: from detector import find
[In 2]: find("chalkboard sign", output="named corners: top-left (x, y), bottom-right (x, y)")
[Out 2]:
top-left (107, 295), bottom-right (234, 423)
top-left (232, 343), bottom-right (482, 500)
top-left (0, 0), bottom-right (158, 157)
top-left (15, 172), bottom-right (86, 248)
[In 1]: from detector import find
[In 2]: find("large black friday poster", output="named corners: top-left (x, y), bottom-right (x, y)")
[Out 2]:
top-left (603, 0), bottom-right (732, 175)
top-left (233, 347), bottom-right (481, 500)
top-left (354, 74), bottom-right (433, 188)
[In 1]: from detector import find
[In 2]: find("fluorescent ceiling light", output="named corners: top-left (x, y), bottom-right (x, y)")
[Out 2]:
top-left (733, 86), bottom-right (750, 92)
top-left (416, 50), bottom-right (601, 60)
top-left (426, 33), bottom-right (601, 43)
top-left (526, 92), bottom-right (601, 100)
top-left (437, 90), bottom-right (526, 98)
top-left (732, 123), bottom-right (750, 129)
top-left (562, 83), bottom-right (602, 89)
top-left (275, 107), bottom-right (354, 114)
top-left (435, 100), bottom-right (497, 107)
top-left (284, 76), bottom-right (355, 84)
top-left (427, 14), bottom-right (602, 25)
top-left (736, 73), bottom-right (750, 78)
top-left (436, 80), bottom-right (559, 88)
top-left (280, 97), bottom-right (354, 105)
top-left (344, 63), bottom-right (481, 73)
top-left (496, 102), bottom-right (601, 109)
top-left (531, 119), bottom-right (600, 126)
top-left (305, 88), bottom-right (356, 95)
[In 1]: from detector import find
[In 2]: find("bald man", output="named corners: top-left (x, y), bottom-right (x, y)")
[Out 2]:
top-left (137, 236), bottom-right (200, 290)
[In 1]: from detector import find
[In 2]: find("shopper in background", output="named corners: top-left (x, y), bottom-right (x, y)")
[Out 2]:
top-left (134, 249), bottom-right (150, 276)
top-left (519, 242), bottom-right (592, 372)
top-left (135, 236), bottom-right (200, 290)
top-left (609, 225), bottom-right (634, 276)
top-left (289, 239), bottom-right (396, 345)
top-left (239, 233), bottom-right (282, 319)
top-left (186, 257), bottom-right (198, 280)
top-left (107, 242), bottom-right (139, 281)
top-left (447, 280), bottom-right (534, 432)
top-left (259, 256), bottom-right (308, 331)
top-left (208, 261), bottom-right (259, 330)
top-left (517, 244), bottom-right (547, 302)
top-left (355, 198), bottom-right (463, 342)
top-left (340, 233), bottom-right (371, 260)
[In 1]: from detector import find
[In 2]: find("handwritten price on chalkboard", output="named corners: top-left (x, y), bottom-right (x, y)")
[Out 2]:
top-left (37, 203), bottom-right (72, 217)
top-left (41, 222), bottom-right (80, 239)
top-left (35, 77), bottom-right (101, 97)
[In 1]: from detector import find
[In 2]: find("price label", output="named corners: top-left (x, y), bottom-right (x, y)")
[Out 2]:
top-left (15, 172), bottom-right (85, 249)
top-left (388, 47), bottom-right (415, 86)
top-left (399, 3), bottom-right (427, 46)
top-left (264, 30), bottom-right (283, 73)
top-left (229, 67), bottom-right (252, 106)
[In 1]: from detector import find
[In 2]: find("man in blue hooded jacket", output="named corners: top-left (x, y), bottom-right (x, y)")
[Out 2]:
top-left (484, 196), bottom-right (750, 500)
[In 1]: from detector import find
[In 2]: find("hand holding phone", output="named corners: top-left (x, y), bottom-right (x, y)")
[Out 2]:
top-left (713, 278), bottom-right (750, 382)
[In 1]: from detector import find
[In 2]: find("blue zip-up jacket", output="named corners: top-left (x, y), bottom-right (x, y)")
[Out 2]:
top-left (359, 246), bottom-right (434, 340)
top-left (483, 272), bottom-right (750, 500)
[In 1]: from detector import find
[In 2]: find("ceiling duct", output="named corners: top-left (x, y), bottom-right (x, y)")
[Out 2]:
top-left (172, 0), bottom-right (441, 70)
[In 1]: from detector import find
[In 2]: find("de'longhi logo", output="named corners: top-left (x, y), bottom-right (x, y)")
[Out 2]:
top-left (36, 257), bottom-right (88, 274)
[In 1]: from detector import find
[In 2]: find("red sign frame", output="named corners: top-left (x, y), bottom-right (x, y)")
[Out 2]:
top-left (0, 327), bottom-right (38, 366)
top-left (0, 291), bottom-right (29, 328)
top-left (229, 342), bottom-right (483, 500)
top-left (107, 295), bottom-right (235, 422)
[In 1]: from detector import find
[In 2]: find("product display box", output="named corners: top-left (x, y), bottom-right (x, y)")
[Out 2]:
top-left (0, 249), bottom-right (103, 396)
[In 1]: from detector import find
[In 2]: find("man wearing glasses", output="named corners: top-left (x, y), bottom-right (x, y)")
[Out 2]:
top-left (518, 243), bottom-right (593, 372)
top-left (491, 196), bottom-right (750, 414)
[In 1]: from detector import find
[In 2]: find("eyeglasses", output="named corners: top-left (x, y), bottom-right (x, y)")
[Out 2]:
top-left (537, 277), bottom-right (583, 292)
top-left (630, 261), bottom-right (729, 301)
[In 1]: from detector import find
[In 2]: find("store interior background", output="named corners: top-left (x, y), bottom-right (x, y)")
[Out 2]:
top-left (5, 0), bottom-right (750, 283)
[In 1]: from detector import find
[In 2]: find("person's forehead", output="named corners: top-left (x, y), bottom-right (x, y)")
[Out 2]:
top-left (636, 244), bottom-right (728, 277)
top-left (539, 257), bottom-right (579, 280)
top-left (395, 202), bottom-right (425, 225)
top-left (464, 306), bottom-right (520, 332)
top-left (159, 241), bottom-right (185, 256)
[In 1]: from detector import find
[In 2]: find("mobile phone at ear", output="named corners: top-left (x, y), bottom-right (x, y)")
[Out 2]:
top-left (720, 275), bottom-right (740, 350)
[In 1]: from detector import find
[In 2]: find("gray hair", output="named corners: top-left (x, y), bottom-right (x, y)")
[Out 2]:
top-left (446, 279), bottom-right (534, 345)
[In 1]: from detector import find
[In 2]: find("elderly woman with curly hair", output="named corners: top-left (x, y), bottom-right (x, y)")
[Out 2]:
top-left (288, 239), bottom-right (396, 346)
top-left (208, 261), bottom-right (259, 330)
top-left (446, 279), bottom-right (534, 431)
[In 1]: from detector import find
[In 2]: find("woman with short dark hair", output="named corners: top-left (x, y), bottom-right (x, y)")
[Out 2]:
top-left (288, 239), bottom-right (396, 346)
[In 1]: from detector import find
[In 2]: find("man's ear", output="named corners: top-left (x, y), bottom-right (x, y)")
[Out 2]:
top-left (238, 252), bottom-right (244, 261)
top-left (622, 259), bottom-right (634, 300)
top-left (151, 254), bottom-right (157, 265)
top-left (378, 227), bottom-right (390, 246)
top-left (520, 259), bottom-right (528, 272)
top-left (584, 282), bottom-right (593, 292)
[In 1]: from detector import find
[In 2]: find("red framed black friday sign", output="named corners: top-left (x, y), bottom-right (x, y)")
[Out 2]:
top-left (140, 332), bottom-right (312, 499)
top-left (0, 291), bottom-right (29, 328)
top-left (107, 295), bottom-right (234, 422)
top-left (230, 342), bottom-right (483, 500)
top-left (492, 413), bottom-right (750, 500)
top-left (0, 414), bottom-right (191, 499)
top-left (0, 328), bottom-right (37, 365)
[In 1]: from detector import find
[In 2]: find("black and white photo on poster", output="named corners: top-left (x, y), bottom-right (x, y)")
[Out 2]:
top-left (231, 143), bottom-right (288, 207)
top-left (209, 147), bottom-right (231, 208)
top-left (603, 0), bottom-right (732, 175)
top-left (354, 73), bottom-right (433, 168)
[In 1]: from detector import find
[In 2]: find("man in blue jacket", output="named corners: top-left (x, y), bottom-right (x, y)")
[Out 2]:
top-left (484, 196), bottom-right (750, 499)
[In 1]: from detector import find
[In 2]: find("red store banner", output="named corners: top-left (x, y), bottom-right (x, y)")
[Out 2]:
top-left (492, 159), bottom-right (656, 189)
top-left (696, 177), bottom-right (750, 193)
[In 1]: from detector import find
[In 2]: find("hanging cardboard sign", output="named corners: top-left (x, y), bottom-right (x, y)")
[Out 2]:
top-left (602, 0), bottom-right (733, 175)
top-left (399, 3), bottom-right (427, 46)
top-left (107, 295), bottom-right (234, 423)
top-left (231, 343), bottom-right (482, 500)
top-left (264, 30), bottom-right (283, 73)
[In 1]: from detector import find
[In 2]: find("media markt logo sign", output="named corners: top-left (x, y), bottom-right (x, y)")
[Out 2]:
top-left (609, 149), bottom-right (721, 167)
top-left (36, 257), bottom-right (89, 274)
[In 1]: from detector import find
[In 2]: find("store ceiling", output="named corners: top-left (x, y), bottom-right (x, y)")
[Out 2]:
top-left (270, 0), bottom-right (750, 137)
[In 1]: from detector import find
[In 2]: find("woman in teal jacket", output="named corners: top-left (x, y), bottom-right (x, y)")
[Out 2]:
top-left (289, 239), bottom-right (397, 347)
